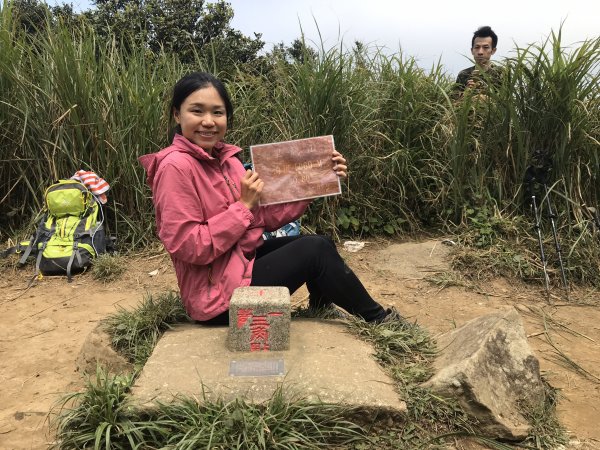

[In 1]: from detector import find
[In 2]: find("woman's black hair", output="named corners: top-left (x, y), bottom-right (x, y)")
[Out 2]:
top-left (170, 72), bottom-right (234, 134)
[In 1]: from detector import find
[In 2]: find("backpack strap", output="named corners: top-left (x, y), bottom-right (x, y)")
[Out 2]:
top-left (0, 246), bottom-right (16, 258)
top-left (18, 212), bottom-right (53, 266)
top-left (18, 235), bottom-right (37, 265)
top-left (1, 241), bottom-right (28, 259)
top-left (34, 241), bottom-right (47, 277)
top-left (65, 207), bottom-right (95, 282)
top-left (66, 242), bottom-right (82, 283)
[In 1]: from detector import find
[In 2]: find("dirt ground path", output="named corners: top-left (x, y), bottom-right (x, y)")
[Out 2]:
top-left (1, 239), bottom-right (599, 449)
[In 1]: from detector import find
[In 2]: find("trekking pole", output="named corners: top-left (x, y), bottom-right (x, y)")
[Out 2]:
top-left (524, 165), bottom-right (550, 297)
top-left (531, 191), bottom-right (551, 296)
top-left (542, 182), bottom-right (569, 296)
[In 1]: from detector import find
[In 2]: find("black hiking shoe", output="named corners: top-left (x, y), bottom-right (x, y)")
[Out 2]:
top-left (377, 307), bottom-right (410, 325)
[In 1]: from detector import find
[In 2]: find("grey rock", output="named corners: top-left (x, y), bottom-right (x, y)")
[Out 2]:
top-left (423, 307), bottom-right (544, 440)
top-left (76, 323), bottom-right (133, 375)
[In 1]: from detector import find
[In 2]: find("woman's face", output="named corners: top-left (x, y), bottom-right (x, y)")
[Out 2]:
top-left (174, 85), bottom-right (227, 153)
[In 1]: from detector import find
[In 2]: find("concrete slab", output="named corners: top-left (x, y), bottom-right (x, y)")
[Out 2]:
top-left (131, 319), bottom-right (406, 416)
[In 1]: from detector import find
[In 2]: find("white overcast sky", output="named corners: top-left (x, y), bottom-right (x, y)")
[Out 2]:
top-left (52, 0), bottom-right (599, 75)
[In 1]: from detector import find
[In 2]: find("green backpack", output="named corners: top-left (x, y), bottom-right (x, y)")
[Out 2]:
top-left (17, 179), bottom-right (108, 282)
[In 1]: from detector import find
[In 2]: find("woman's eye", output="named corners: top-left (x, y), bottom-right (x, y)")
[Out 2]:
top-left (214, 111), bottom-right (224, 116)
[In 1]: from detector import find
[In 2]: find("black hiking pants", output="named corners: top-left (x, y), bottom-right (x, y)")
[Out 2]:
top-left (199, 235), bottom-right (387, 326)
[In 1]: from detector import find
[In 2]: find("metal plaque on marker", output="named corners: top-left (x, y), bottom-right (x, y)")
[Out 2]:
top-left (229, 359), bottom-right (285, 377)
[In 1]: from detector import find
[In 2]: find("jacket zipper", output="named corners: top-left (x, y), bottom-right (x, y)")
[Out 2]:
top-left (217, 164), bottom-right (239, 202)
top-left (213, 163), bottom-right (247, 284)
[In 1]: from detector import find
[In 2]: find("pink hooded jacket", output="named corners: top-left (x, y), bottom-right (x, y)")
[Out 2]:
top-left (139, 134), bottom-right (310, 321)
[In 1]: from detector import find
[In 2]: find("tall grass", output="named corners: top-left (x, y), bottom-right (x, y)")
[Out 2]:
top-left (445, 30), bottom-right (600, 285)
top-left (229, 45), bottom-right (453, 235)
top-left (0, 10), bottom-right (188, 246)
top-left (103, 291), bottom-right (190, 368)
top-left (1, 6), bottom-right (598, 283)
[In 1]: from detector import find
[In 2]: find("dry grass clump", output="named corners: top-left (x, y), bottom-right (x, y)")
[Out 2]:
top-left (92, 253), bottom-right (126, 282)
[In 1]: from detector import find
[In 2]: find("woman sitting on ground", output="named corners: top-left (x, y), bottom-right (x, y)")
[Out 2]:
top-left (139, 72), bottom-right (402, 325)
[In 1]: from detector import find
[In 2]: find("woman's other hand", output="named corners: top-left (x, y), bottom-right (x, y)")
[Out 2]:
top-left (332, 150), bottom-right (347, 178)
top-left (240, 169), bottom-right (264, 210)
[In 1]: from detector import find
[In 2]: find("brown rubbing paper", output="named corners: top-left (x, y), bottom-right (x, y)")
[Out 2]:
top-left (250, 135), bottom-right (341, 205)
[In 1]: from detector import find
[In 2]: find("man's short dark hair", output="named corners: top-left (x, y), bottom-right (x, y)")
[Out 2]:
top-left (471, 26), bottom-right (498, 49)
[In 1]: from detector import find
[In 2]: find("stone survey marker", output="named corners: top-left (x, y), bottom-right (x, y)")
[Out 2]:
top-left (131, 278), bottom-right (404, 415)
top-left (228, 286), bottom-right (291, 352)
top-left (250, 135), bottom-right (341, 205)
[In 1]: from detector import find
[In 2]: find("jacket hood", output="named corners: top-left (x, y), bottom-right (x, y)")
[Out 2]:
top-left (139, 134), bottom-right (242, 188)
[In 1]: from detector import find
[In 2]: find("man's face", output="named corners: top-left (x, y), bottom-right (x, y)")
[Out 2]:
top-left (471, 36), bottom-right (496, 66)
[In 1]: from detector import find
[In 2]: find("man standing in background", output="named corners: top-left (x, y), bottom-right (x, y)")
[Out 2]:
top-left (455, 26), bottom-right (502, 93)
